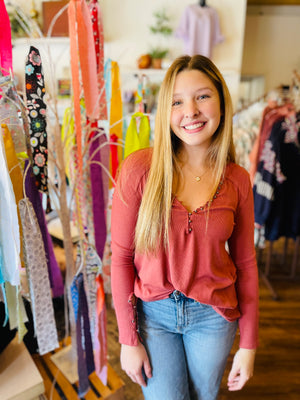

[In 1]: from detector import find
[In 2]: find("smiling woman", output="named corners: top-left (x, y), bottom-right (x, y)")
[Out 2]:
top-left (111, 55), bottom-right (259, 400)
top-left (170, 69), bottom-right (221, 153)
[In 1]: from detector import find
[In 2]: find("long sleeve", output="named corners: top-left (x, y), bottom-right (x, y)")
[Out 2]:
top-left (110, 150), bottom-right (150, 345)
top-left (228, 172), bottom-right (259, 349)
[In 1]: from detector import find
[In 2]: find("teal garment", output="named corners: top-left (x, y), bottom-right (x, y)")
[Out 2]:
top-left (104, 59), bottom-right (112, 122)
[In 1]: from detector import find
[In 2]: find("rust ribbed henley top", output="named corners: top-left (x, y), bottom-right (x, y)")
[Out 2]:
top-left (111, 148), bottom-right (259, 349)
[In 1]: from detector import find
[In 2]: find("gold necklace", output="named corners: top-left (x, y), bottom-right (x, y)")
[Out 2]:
top-left (184, 164), bottom-right (208, 182)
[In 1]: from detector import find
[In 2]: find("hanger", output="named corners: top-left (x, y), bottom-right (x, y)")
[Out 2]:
top-left (199, 0), bottom-right (207, 7)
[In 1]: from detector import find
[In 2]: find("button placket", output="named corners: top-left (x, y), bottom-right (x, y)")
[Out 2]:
top-left (188, 212), bottom-right (193, 233)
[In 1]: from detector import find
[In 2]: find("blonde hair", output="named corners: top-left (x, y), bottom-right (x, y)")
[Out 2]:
top-left (134, 55), bottom-right (235, 254)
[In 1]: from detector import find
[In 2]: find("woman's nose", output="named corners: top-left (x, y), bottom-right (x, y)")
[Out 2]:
top-left (184, 100), bottom-right (199, 118)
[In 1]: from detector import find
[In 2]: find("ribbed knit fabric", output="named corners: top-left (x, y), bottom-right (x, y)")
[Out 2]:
top-left (111, 148), bottom-right (259, 349)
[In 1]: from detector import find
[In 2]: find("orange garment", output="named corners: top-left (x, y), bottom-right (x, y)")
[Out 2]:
top-left (109, 61), bottom-right (123, 183)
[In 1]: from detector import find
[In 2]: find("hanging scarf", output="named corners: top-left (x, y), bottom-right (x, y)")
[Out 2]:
top-left (0, 127), bottom-right (20, 287)
top-left (89, 130), bottom-right (108, 259)
top-left (124, 112), bottom-right (150, 158)
top-left (106, 60), bottom-right (123, 182)
top-left (71, 271), bottom-right (95, 396)
top-left (84, 244), bottom-right (107, 382)
top-left (24, 160), bottom-right (64, 298)
top-left (2, 124), bottom-right (24, 265)
top-left (19, 197), bottom-right (59, 355)
top-left (68, 0), bottom-right (100, 176)
top-left (25, 46), bottom-right (48, 194)
top-left (89, 0), bottom-right (107, 120)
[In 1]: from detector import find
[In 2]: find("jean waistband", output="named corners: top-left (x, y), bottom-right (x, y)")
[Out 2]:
top-left (169, 290), bottom-right (187, 301)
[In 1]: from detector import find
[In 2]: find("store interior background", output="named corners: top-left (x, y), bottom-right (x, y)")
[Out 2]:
top-left (10, 0), bottom-right (300, 112)
top-left (2, 0), bottom-right (300, 399)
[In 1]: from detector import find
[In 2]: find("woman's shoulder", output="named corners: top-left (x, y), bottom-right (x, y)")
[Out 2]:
top-left (120, 147), bottom-right (152, 174)
top-left (117, 147), bottom-right (153, 186)
top-left (225, 162), bottom-right (252, 192)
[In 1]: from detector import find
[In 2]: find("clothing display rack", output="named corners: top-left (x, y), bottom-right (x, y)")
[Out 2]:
top-left (249, 82), bottom-right (300, 299)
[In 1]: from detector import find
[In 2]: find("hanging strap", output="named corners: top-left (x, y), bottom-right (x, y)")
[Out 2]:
top-left (19, 197), bottom-right (59, 355)
top-left (89, 0), bottom-right (107, 120)
top-left (71, 272), bottom-right (95, 397)
top-left (109, 61), bottom-right (123, 167)
top-left (25, 46), bottom-right (49, 198)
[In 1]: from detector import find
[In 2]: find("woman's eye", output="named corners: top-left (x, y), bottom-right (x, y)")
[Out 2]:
top-left (197, 94), bottom-right (209, 100)
top-left (172, 100), bottom-right (182, 106)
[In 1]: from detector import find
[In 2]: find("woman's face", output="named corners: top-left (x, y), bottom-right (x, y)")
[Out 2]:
top-left (170, 69), bottom-right (221, 152)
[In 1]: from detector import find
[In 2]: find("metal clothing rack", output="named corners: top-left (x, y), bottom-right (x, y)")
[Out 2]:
top-left (256, 235), bottom-right (300, 301)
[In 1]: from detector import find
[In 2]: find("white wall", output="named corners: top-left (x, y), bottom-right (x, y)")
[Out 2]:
top-left (7, 0), bottom-right (247, 109)
top-left (242, 5), bottom-right (300, 93)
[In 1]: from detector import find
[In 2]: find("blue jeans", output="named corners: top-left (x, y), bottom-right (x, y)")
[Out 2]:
top-left (137, 291), bottom-right (237, 400)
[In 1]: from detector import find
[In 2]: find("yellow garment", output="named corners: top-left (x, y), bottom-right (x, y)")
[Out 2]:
top-left (61, 107), bottom-right (75, 179)
top-left (124, 113), bottom-right (150, 159)
top-left (1, 124), bottom-right (24, 266)
top-left (109, 61), bottom-right (123, 175)
top-left (5, 283), bottom-right (28, 341)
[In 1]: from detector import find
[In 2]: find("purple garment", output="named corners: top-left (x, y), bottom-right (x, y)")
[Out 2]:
top-left (89, 131), bottom-right (109, 259)
top-left (24, 160), bottom-right (64, 297)
top-left (175, 5), bottom-right (224, 58)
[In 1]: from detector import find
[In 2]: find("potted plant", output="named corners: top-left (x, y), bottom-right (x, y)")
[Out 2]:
top-left (149, 48), bottom-right (169, 69)
top-left (148, 9), bottom-right (172, 69)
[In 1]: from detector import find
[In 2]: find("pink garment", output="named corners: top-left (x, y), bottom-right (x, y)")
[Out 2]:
top-left (249, 105), bottom-right (289, 183)
top-left (175, 5), bottom-right (224, 57)
top-left (111, 148), bottom-right (259, 350)
top-left (0, 0), bottom-right (12, 75)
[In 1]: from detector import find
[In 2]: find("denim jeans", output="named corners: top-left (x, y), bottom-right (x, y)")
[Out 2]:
top-left (137, 291), bottom-right (237, 400)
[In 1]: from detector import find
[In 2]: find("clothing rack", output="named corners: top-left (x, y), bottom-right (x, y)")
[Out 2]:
top-left (256, 236), bottom-right (300, 300)
top-left (252, 88), bottom-right (300, 299)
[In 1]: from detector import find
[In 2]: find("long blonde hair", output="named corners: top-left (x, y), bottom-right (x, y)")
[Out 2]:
top-left (134, 55), bottom-right (235, 254)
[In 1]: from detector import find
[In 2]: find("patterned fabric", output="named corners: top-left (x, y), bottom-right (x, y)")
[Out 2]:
top-left (253, 114), bottom-right (300, 240)
top-left (25, 46), bottom-right (48, 194)
top-left (19, 197), bottom-right (59, 355)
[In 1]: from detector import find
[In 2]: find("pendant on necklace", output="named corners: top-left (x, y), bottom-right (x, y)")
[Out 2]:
top-left (195, 176), bottom-right (201, 182)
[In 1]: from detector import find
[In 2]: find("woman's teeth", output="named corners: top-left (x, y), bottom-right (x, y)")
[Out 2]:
top-left (184, 122), bottom-right (205, 130)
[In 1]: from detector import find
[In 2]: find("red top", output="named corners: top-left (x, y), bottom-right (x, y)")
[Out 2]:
top-left (111, 148), bottom-right (259, 349)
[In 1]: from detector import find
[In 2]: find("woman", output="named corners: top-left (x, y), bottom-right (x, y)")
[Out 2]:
top-left (111, 55), bottom-right (259, 400)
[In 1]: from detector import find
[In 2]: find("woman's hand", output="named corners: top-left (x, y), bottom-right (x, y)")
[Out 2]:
top-left (120, 341), bottom-right (152, 387)
top-left (227, 348), bottom-right (256, 391)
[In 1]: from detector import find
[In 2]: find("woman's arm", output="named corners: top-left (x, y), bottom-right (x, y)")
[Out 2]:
top-left (111, 150), bottom-right (150, 345)
top-left (227, 168), bottom-right (259, 390)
